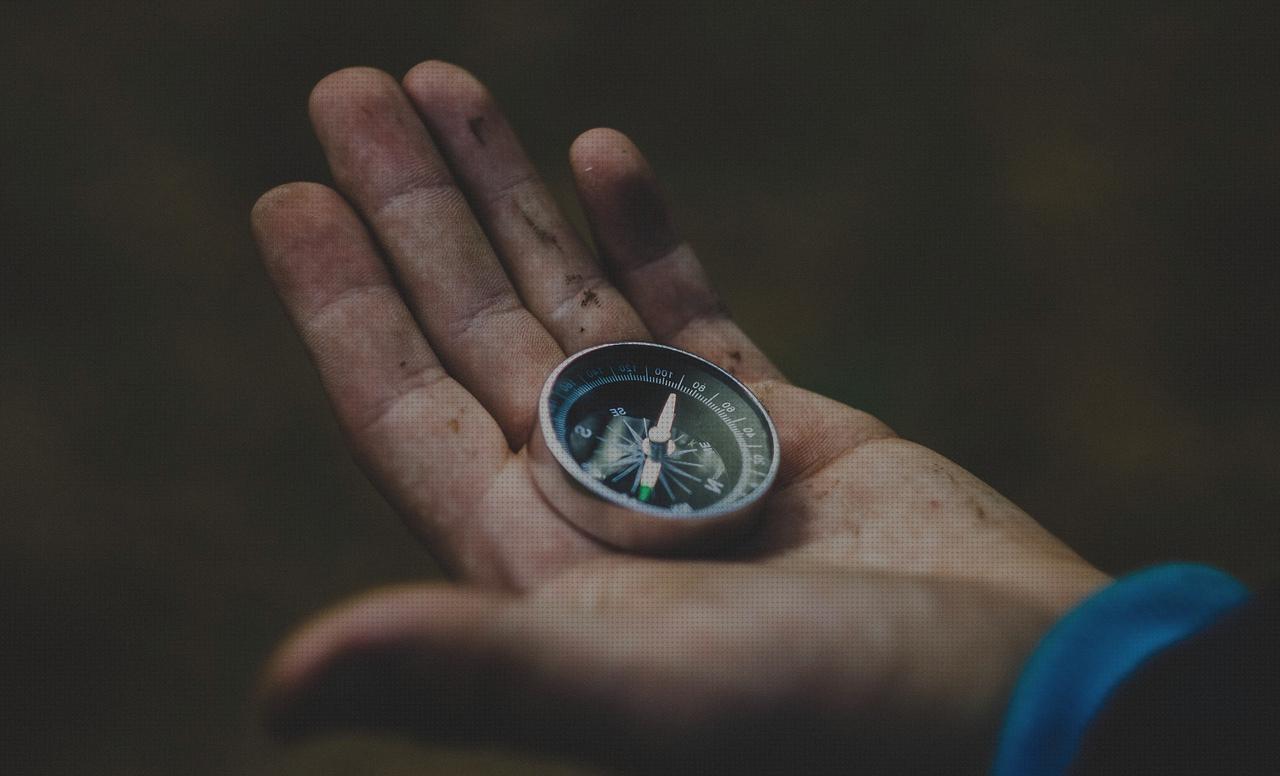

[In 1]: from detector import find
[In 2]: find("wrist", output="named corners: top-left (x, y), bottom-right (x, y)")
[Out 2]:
top-left (872, 575), bottom-right (1106, 775)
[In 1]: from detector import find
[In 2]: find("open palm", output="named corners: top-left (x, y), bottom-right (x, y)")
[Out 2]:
top-left (252, 63), bottom-right (1108, 774)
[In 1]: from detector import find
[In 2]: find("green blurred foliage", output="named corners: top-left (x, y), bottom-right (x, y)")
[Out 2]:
top-left (2, 1), bottom-right (1278, 773)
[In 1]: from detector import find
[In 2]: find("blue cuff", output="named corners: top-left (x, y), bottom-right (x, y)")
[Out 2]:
top-left (991, 563), bottom-right (1251, 776)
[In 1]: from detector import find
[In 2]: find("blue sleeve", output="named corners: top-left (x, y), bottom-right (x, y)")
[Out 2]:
top-left (990, 563), bottom-right (1252, 776)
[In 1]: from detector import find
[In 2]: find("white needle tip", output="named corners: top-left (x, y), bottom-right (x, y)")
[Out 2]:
top-left (649, 393), bottom-right (678, 444)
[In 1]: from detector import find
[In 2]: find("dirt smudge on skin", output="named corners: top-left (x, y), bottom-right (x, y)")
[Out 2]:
top-left (564, 273), bottom-right (582, 285)
top-left (399, 360), bottom-right (407, 368)
top-left (448, 418), bottom-right (461, 433)
top-left (467, 116), bottom-right (486, 144)
top-left (517, 204), bottom-right (560, 250)
top-left (728, 350), bottom-right (742, 363)
top-left (580, 289), bottom-right (600, 307)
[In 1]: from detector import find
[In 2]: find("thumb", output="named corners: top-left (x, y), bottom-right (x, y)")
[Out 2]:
top-left (258, 584), bottom-right (522, 742)
top-left (258, 582), bottom-right (648, 767)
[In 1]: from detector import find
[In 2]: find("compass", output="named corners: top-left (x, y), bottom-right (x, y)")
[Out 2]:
top-left (530, 342), bottom-right (780, 551)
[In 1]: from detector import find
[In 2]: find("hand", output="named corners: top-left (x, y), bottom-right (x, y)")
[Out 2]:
top-left (251, 62), bottom-right (1109, 774)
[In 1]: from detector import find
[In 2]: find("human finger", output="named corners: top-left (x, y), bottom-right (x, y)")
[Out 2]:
top-left (258, 567), bottom-right (1030, 775)
top-left (571, 128), bottom-right (783, 382)
top-left (257, 580), bottom-right (702, 771)
top-left (402, 61), bottom-right (649, 352)
top-left (252, 182), bottom-right (575, 584)
top-left (308, 67), bottom-right (563, 447)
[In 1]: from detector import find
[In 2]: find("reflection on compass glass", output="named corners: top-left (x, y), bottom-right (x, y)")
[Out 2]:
top-left (543, 343), bottom-right (778, 516)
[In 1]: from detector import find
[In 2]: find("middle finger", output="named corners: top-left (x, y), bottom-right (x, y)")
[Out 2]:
top-left (308, 67), bottom-right (562, 447)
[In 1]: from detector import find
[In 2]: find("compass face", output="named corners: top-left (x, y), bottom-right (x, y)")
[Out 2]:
top-left (540, 342), bottom-right (779, 519)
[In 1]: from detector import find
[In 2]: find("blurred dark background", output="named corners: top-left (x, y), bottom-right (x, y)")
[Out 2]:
top-left (3, 1), bottom-right (1278, 774)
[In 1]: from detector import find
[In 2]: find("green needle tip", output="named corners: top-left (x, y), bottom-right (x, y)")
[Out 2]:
top-left (636, 485), bottom-right (653, 502)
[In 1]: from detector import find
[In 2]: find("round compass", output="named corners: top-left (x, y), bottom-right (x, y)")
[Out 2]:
top-left (530, 342), bottom-right (780, 551)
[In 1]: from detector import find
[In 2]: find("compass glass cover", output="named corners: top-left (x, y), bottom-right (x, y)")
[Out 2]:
top-left (543, 343), bottom-right (777, 515)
